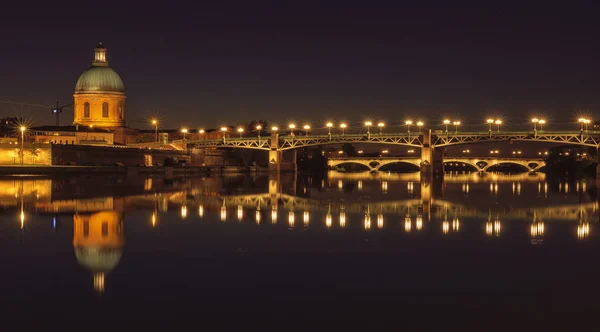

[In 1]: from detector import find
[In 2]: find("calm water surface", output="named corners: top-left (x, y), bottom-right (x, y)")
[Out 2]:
top-left (1, 171), bottom-right (599, 329)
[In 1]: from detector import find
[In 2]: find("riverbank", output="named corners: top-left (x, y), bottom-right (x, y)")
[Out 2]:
top-left (0, 165), bottom-right (270, 176)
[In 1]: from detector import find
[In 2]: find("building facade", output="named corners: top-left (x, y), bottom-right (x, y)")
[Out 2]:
top-left (32, 125), bottom-right (114, 145)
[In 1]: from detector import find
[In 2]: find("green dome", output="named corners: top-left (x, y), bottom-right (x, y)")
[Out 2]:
top-left (75, 66), bottom-right (125, 93)
top-left (75, 247), bottom-right (123, 273)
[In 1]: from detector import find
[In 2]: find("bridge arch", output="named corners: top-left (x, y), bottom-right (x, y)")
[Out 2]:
top-left (280, 140), bottom-right (422, 151)
top-left (442, 158), bottom-right (546, 173)
top-left (482, 160), bottom-right (546, 172)
top-left (328, 158), bottom-right (422, 172)
top-left (328, 161), bottom-right (372, 171)
top-left (443, 159), bottom-right (480, 171)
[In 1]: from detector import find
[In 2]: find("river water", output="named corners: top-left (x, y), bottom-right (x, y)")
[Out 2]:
top-left (1, 171), bottom-right (598, 329)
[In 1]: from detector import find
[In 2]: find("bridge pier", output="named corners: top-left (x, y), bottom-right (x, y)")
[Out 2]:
top-left (268, 132), bottom-right (297, 173)
top-left (420, 129), bottom-right (444, 175)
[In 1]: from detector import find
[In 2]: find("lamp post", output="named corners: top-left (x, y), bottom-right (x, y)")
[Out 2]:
top-left (256, 125), bottom-right (262, 141)
top-left (531, 118), bottom-right (539, 131)
top-left (221, 127), bottom-right (228, 142)
top-left (538, 119), bottom-right (545, 131)
top-left (20, 126), bottom-right (25, 165)
top-left (326, 122), bottom-right (333, 139)
top-left (405, 120), bottom-right (412, 133)
top-left (585, 119), bottom-right (591, 131)
top-left (495, 119), bottom-right (502, 132)
top-left (377, 122), bottom-right (385, 134)
top-left (340, 123), bottom-right (347, 135)
top-left (152, 119), bottom-right (158, 142)
top-left (289, 124), bottom-right (296, 136)
top-left (417, 121), bottom-right (424, 132)
top-left (181, 128), bottom-right (188, 140)
top-left (443, 119), bottom-right (450, 133)
top-left (487, 119), bottom-right (494, 134)
top-left (365, 121), bottom-right (372, 138)
top-left (237, 127), bottom-right (244, 138)
top-left (303, 124), bottom-right (310, 135)
top-left (453, 121), bottom-right (460, 133)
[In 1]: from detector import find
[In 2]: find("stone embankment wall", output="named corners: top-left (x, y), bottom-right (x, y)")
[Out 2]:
top-left (50, 144), bottom-right (190, 166)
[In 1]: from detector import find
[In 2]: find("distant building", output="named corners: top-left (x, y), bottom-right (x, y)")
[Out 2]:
top-left (73, 43), bottom-right (126, 128)
top-left (31, 125), bottom-right (114, 145)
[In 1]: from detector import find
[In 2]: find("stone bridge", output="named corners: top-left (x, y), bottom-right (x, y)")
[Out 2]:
top-left (328, 157), bottom-right (546, 172)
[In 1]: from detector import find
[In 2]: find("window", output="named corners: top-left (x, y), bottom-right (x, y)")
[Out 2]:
top-left (102, 221), bottom-right (108, 237)
top-left (83, 221), bottom-right (89, 237)
top-left (118, 103), bottom-right (124, 119)
top-left (84, 102), bottom-right (90, 118)
top-left (102, 102), bottom-right (109, 117)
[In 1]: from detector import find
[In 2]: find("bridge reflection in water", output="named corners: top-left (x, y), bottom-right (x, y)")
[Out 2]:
top-left (2, 171), bottom-right (598, 292)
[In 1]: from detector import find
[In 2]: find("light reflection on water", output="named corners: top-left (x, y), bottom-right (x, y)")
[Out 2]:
top-left (1, 171), bottom-right (599, 300)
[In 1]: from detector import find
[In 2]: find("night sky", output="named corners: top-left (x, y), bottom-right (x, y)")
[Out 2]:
top-left (1, 1), bottom-right (599, 130)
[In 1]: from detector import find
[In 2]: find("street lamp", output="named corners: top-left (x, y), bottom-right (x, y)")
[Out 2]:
top-left (486, 119), bottom-right (494, 133)
top-left (495, 119), bottom-right (502, 132)
top-left (326, 122), bottom-right (333, 138)
top-left (271, 126), bottom-right (278, 132)
top-left (303, 124), bottom-right (310, 135)
top-left (578, 118), bottom-right (591, 131)
top-left (340, 123), bottom-right (347, 135)
top-left (221, 127), bottom-right (228, 141)
top-left (416, 121), bottom-right (424, 132)
top-left (405, 120), bottom-right (412, 134)
top-left (237, 127), bottom-right (244, 138)
top-left (199, 129), bottom-right (205, 134)
top-left (531, 118), bottom-right (539, 131)
top-left (585, 119), bottom-right (591, 131)
top-left (151, 119), bottom-right (158, 142)
top-left (443, 119), bottom-right (450, 133)
top-left (289, 123), bottom-right (296, 136)
top-left (538, 119), bottom-right (546, 131)
top-left (181, 128), bottom-right (188, 139)
top-left (256, 125), bottom-right (262, 140)
top-left (453, 121), bottom-right (460, 133)
top-left (365, 121), bottom-right (372, 137)
top-left (20, 126), bottom-right (25, 165)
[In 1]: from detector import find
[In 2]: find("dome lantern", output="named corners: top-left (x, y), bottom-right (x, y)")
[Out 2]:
top-left (93, 42), bottom-right (108, 67)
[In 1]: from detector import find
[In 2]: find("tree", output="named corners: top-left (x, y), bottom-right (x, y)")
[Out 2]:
top-left (247, 120), bottom-right (269, 134)
top-left (29, 142), bottom-right (40, 164)
top-left (341, 143), bottom-right (357, 157)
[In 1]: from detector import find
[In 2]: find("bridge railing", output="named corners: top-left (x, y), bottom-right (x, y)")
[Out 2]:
top-left (190, 130), bottom-right (600, 141)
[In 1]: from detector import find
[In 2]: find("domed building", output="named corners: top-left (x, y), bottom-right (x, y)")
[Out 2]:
top-left (73, 43), bottom-right (126, 128)
top-left (73, 211), bottom-right (124, 293)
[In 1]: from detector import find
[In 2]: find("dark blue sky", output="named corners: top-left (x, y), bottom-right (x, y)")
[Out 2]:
top-left (1, 1), bottom-right (599, 130)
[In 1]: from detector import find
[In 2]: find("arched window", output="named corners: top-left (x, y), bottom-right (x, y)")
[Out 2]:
top-left (102, 102), bottom-right (109, 117)
top-left (118, 103), bottom-right (124, 119)
top-left (84, 102), bottom-right (90, 118)
top-left (102, 221), bottom-right (108, 237)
